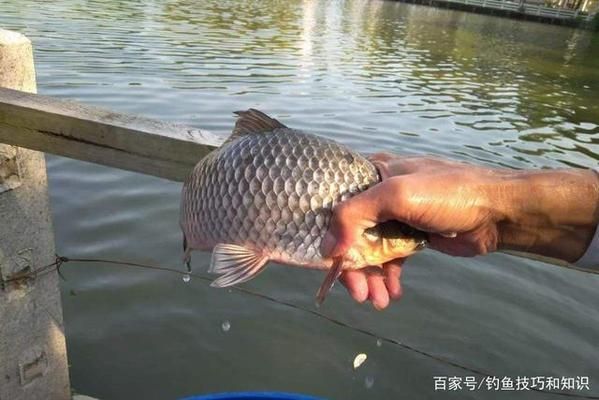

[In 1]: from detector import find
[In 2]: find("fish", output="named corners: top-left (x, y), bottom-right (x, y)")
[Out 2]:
top-left (180, 109), bottom-right (426, 304)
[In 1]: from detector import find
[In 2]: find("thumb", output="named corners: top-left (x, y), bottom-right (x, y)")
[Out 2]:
top-left (320, 178), bottom-right (404, 258)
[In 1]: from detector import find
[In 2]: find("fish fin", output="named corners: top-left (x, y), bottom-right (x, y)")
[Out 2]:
top-left (209, 243), bottom-right (268, 287)
top-left (316, 256), bottom-right (345, 306)
top-left (225, 109), bottom-right (288, 144)
top-left (182, 235), bottom-right (192, 273)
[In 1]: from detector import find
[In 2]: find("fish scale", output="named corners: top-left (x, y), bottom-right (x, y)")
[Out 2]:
top-left (180, 109), bottom-right (425, 303)
top-left (182, 128), bottom-right (377, 265)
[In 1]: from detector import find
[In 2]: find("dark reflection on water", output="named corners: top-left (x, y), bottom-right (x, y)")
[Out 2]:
top-left (1, 1), bottom-right (598, 399)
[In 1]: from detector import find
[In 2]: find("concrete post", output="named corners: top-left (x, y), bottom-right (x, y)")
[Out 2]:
top-left (0, 29), bottom-right (70, 400)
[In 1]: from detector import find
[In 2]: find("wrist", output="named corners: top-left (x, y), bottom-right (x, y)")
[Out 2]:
top-left (493, 168), bottom-right (599, 262)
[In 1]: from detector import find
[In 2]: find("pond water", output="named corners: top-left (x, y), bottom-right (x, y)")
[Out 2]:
top-left (1, 1), bottom-right (598, 399)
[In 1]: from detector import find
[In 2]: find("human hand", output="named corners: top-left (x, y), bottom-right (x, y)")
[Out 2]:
top-left (322, 153), bottom-right (508, 309)
top-left (326, 153), bottom-right (509, 255)
top-left (323, 153), bottom-right (599, 309)
top-left (339, 260), bottom-right (404, 310)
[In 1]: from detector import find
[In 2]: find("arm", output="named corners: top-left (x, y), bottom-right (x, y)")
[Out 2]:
top-left (322, 154), bottom-right (599, 310)
top-left (494, 168), bottom-right (598, 262)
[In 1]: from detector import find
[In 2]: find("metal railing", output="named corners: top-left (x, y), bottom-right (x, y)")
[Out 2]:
top-left (441, 0), bottom-right (595, 20)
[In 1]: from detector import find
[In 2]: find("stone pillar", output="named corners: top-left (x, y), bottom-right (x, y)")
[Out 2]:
top-left (0, 29), bottom-right (70, 400)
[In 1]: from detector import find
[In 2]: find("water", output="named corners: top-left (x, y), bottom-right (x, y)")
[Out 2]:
top-left (1, 1), bottom-right (598, 399)
top-left (364, 375), bottom-right (375, 389)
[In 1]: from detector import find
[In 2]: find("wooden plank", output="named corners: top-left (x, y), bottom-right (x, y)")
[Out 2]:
top-left (0, 87), bottom-right (223, 182)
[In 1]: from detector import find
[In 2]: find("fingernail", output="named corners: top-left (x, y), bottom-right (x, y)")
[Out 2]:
top-left (354, 293), bottom-right (367, 304)
top-left (371, 297), bottom-right (385, 311)
top-left (321, 231), bottom-right (337, 257)
top-left (353, 286), bottom-right (368, 303)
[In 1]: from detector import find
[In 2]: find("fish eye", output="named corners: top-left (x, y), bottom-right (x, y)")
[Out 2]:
top-left (362, 228), bottom-right (380, 243)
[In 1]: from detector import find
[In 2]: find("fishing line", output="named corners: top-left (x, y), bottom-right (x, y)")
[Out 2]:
top-left (4, 255), bottom-right (598, 399)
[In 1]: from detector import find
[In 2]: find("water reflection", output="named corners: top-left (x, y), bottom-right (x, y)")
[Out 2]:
top-left (3, 0), bottom-right (593, 169)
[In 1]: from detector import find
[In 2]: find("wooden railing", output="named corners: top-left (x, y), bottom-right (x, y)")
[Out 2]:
top-left (0, 87), bottom-right (222, 183)
top-left (438, 0), bottom-right (595, 20)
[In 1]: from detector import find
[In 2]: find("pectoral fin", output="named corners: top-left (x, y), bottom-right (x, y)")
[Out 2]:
top-left (316, 256), bottom-right (345, 306)
top-left (209, 244), bottom-right (268, 287)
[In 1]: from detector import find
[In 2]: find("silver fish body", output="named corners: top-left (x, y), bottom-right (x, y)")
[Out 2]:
top-left (180, 110), bottom-right (424, 297)
top-left (182, 128), bottom-right (377, 265)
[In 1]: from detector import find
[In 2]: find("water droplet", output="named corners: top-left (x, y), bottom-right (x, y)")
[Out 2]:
top-left (376, 339), bottom-right (382, 347)
top-left (182, 274), bottom-right (191, 283)
top-left (365, 376), bottom-right (374, 389)
top-left (353, 353), bottom-right (367, 369)
top-left (221, 320), bottom-right (231, 332)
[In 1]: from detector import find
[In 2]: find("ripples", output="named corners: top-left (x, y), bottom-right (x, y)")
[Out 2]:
top-left (3, 0), bottom-right (597, 170)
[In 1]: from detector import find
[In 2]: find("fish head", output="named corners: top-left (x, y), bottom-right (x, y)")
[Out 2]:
top-left (349, 220), bottom-right (427, 267)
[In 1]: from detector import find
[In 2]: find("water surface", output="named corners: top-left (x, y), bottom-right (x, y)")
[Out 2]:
top-left (1, 1), bottom-right (598, 399)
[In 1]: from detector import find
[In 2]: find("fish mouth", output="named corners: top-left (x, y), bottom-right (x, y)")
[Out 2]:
top-left (360, 220), bottom-right (428, 265)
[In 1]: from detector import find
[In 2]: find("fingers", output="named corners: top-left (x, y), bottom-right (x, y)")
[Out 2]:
top-left (320, 202), bottom-right (370, 258)
top-left (368, 153), bottom-right (417, 179)
top-left (369, 153), bottom-right (468, 179)
top-left (368, 152), bottom-right (397, 164)
top-left (366, 268), bottom-right (389, 310)
top-left (368, 152), bottom-right (395, 180)
top-left (339, 260), bottom-right (404, 310)
top-left (428, 224), bottom-right (499, 257)
top-left (371, 159), bottom-right (392, 180)
top-left (321, 178), bottom-right (404, 258)
top-left (339, 270), bottom-right (368, 303)
top-left (383, 260), bottom-right (403, 300)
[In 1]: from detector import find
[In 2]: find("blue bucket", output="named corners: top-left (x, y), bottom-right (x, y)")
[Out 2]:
top-left (180, 392), bottom-right (323, 400)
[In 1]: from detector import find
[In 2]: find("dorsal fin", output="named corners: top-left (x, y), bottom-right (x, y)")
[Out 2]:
top-left (226, 109), bottom-right (287, 144)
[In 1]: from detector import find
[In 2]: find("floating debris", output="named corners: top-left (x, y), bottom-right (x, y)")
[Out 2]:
top-left (376, 339), bottom-right (382, 347)
top-left (365, 376), bottom-right (374, 389)
top-left (221, 320), bottom-right (231, 332)
top-left (182, 274), bottom-right (191, 283)
top-left (353, 353), bottom-right (367, 369)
